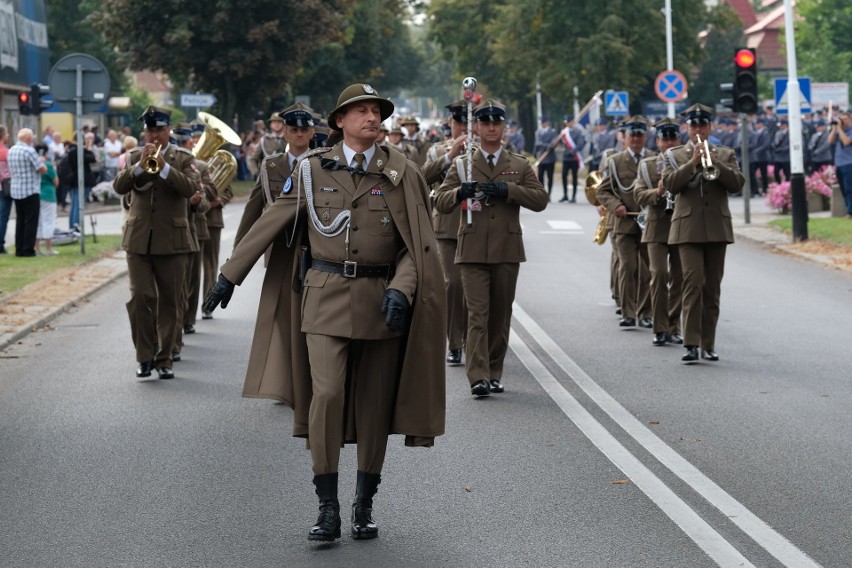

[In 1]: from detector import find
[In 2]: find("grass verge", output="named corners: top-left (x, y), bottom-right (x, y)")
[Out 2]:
top-left (0, 235), bottom-right (123, 298)
top-left (231, 179), bottom-right (254, 199)
top-left (769, 217), bottom-right (852, 246)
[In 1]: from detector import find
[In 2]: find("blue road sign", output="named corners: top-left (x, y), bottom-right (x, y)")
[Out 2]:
top-left (774, 78), bottom-right (811, 114)
top-left (180, 93), bottom-right (217, 108)
top-left (654, 70), bottom-right (688, 103)
top-left (605, 91), bottom-right (629, 116)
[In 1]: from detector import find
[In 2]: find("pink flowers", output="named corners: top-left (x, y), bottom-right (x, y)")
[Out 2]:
top-left (766, 180), bottom-right (792, 210)
top-left (766, 166), bottom-right (836, 211)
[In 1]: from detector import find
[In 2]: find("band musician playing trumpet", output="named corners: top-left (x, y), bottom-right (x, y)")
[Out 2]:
top-left (634, 118), bottom-right (683, 347)
top-left (596, 116), bottom-right (655, 329)
top-left (661, 104), bottom-right (744, 363)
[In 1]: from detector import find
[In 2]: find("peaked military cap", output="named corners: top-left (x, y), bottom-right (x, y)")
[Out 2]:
top-left (681, 103), bottom-right (714, 124)
top-left (328, 83), bottom-right (394, 132)
top-left (473, 99), bottom-right (506, 122)
top-left (171, 122), bottom-right (193, 142)
top-left (189, 119), bottom-right (205, 136)
top-left (281, 102), bottom-right (315, 127)
top-left (654, 117), bottom-right (680, 139)
top-left (621, 115), bottom-right (649, 133)
top-left (445, 99), bottom-right (469, 123)
top-left (139, 106), bottom-right (171, 128)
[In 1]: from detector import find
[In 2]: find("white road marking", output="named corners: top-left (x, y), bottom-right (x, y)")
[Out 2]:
top-left (511, 303), bottom-right (822, 568)
top-left (546, 220), bottom-right (583, 231)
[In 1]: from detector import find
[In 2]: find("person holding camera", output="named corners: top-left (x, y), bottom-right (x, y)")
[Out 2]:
top-left (828, 110), bottom-right (852, 218)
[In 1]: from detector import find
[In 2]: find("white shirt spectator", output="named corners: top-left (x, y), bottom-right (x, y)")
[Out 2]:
top-left (49, 133), bottom-right (65, 161)
top-left (103, 136), bottom-right (123, 169)
top-left (8, 135), bottom-right (46, 199)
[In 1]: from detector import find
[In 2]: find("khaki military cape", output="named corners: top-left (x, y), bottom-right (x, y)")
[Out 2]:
top-left (234, 143), bottom-right (446, 446)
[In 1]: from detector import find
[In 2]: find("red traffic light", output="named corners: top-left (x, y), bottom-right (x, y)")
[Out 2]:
top-left (734, 49), bottom-right (755, 68)
top-left (18, 92), bottom-right (29, 103)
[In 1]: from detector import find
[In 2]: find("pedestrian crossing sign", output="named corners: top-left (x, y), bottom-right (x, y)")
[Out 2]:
top-left (605, 91), bottom-right (629, 116)
top-left (775, 77), bottom-right (811, 114)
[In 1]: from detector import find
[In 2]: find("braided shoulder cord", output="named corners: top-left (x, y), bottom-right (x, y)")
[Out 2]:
top-left (609, 156), bottom-right (636, 192)
top-left (300, 157), bottom-right (351, 238)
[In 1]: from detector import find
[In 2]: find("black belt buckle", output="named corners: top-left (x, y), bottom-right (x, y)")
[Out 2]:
top-left (343, 260), bottom-right (357, 278)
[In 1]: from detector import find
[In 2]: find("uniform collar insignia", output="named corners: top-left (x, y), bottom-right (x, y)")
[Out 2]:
top-left (332, 155), bottom-right (340, 161)
top-left (376, 159), bottom-right (383, 168)
top-left (388, 169), bottom-right (398, 182)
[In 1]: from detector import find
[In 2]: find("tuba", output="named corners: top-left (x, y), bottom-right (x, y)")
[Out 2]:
top-left (193, 112), bottom-right (242, 193)
top-left (584, 170), bottom-right (610, 245)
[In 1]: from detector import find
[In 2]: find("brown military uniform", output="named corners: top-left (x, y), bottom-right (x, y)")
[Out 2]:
top-left (248, 133), bottom-right (286, 177)
top-left (435, 149), bottom-right (548, 385)
top-left (634, 154), bottom-right (683, 336)
top-left (233, 151), bottom-right (297, 248)
top-left (114, 144), bottom-right (198, 368)
top-left (221, 142), bottom-right (446, 475)
top-left (662, 141), bottom-right (744, 350)
top-left (596, 148), bottom-right (655, 322)
top-left (180, 157), bottom-right (212, 338)
top-left (202, 175), bottom-right (233, 302)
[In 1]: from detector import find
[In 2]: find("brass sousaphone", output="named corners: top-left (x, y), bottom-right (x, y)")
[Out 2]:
top-left (192, 111), bottom-right (242, 193)
top-left (585, 170), bottom-right (610, 245)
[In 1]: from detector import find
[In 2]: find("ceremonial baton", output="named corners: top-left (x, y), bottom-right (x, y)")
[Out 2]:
top-left (463, 76), bottom-right (478, 227)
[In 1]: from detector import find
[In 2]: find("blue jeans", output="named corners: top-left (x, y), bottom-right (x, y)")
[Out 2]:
top-left (837, 163), bottom-right (852, 215)
top-left (0, 190), bottom-right (12, 250)
top-left (68, 186), bottom-right (91, 230)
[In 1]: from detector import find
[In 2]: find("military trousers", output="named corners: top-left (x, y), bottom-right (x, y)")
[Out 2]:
top-left (647, 242), bottom-right (683, 335)
top-left (613, 232), bottom-right (651, 320)
top-left (437, 238), bottom-right (466, 351)
top-left (678, 242), bottom-right (727, 350)
top-left (460, 262), bottom-right (520, 385)
top-left (305, 333), bottom-right (403, 476)
top-left (184, 247), bottom-right (204, 327)
top-left (126, 252), bottom-right (189, 367)
top-left (202, 227), bottom-right (221, 298)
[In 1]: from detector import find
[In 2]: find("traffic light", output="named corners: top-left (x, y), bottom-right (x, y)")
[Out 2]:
top-left (29, 83), bottom-right (51, 115)
top-left (733, 47), bottom-right (758, 113)
top-left (720, 82), bottom-right (735, 112)
top-left (18, 91), bottom-right (31, 115)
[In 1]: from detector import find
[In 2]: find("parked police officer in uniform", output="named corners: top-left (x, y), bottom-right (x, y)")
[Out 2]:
top-left (423, 100), bottom-right (470, 366)
top-left (114, 107), bottom-right (199, 379)
top-left (596, 116), bottom-right (655, 329)
top-left (634, 118), bottom-right (683, 346)
top-left (203, 84), bottom-right (446, 542)
top-left (808, 119), bottom-right (832, 172)
top-left (248, 112), bottom-right (287, 177)
top-left (234, 102), bottom-right (316, 248)
top-left (436, 99), bottom-right (548, 396)
top-left (662, 104), bottom-right (744, 362)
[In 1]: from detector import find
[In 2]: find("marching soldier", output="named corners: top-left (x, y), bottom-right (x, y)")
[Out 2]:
top-left (196, 121), bottom-right (234, 319)
top-left (423, 100), bottom-right (470, 366)
top-left (634, 118), bottom-right (683, 347)
top-left (248, 112), bottom-right (287, 176)
top-left (233, 102), bottom-right (316, 247)
top-left (436, 99), bottom-right (548, 396)
top-left (399, 115), bottom-right (428, 165)
top-left (596, 116), bottom-right (655, 329)
top-left (203, 83), bottom-right (446, 542)
top-left (662, 104), bottom-right (744, 362)
top-left (114, 107), bottom-right (199, 380)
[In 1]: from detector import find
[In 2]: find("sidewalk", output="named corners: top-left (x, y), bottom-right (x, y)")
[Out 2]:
top-left (0, 194), bottom-right (847, 351)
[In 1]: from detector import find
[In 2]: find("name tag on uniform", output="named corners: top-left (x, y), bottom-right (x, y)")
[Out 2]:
top-left (371, 187), bottom-right (383, 196)
top-left (500, 170), bottom-right (518, 175)
top-left (320, 187), bottom-right (337, 192)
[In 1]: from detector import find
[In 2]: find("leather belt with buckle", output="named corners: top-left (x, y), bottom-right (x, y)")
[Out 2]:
top-left (311, 259), bottom-right (395, 279)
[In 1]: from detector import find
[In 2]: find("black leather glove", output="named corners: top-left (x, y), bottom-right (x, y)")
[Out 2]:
top-left (202, 273), bottom-right (235, 313)
top-left (458, 181), bottom-right (478, 201)
top-left (479, 181), bottom-right (508, 199)
top-left (380, 288), bottom-right (410, 332)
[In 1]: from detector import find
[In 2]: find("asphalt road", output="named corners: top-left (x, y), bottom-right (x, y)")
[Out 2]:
top-left (1, 195), bottom-right (850, 568)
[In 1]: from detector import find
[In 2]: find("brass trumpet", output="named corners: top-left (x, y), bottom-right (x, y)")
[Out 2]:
top-left (143, 144), bottom-right (163, 174)
top-left (695, 134), bottom-right (719, 181)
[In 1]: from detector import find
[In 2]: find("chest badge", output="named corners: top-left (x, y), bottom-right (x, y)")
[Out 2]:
top-left (281, 178), bottom-right (292, 194)
top-left (371, 187), bottom-right (383, 196)
top-left (380, 215), bottom-right (391, 226)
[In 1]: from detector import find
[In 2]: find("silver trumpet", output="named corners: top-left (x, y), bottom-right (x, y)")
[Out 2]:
top-left (695, 134), bottom-right (719, 181)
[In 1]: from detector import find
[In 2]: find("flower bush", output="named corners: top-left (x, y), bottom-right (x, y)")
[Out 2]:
top-left (766, 180), bottom-right (792, 210)
top-left (805, 170), bottom-right (832, 198)
top-left (766, 167), bottom-right (837, 212)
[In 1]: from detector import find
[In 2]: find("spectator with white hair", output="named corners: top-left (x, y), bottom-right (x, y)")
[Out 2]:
top-left (7, 128), bottom-right (47, 257)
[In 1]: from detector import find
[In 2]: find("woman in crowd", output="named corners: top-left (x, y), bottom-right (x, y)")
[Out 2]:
top-left (34, 144), bottom-right (59, 255)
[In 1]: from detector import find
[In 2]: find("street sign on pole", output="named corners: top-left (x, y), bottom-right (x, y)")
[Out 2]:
top-left (654, 70), bottom-right (688, 103)
top-left (48, 53), bottom-right (111, 255)
top-left (775, 77), bottom-right (811, 114)
top-left (604, 91), bottom-right (629, 116)
top-left (180, 93), bottom-right (217, 108)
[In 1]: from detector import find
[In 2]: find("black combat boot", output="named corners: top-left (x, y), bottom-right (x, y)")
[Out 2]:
top-left (308, 473), bottom-right (341, 542)
top-left (351, 471), bottom-right (381, 540)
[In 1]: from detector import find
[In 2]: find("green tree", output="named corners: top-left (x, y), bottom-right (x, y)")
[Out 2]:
top-left (689, 5), bottom-right (745, 107)
top-left (91, 0), bottom-right (351, 127)
top-left (796, 0), bottom-right (852, 81)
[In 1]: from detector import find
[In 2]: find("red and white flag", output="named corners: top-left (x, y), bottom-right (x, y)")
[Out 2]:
top-left (560, 127), bottom-right (584, 170)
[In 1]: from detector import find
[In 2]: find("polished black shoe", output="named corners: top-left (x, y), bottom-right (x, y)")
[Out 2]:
top-left (183, 324), bottom-right (196, 334)
top-left (559, 196), bottom-right (569, 202)
top-left (471, 380), bottom-right (490, 397)
top-left (701, 350), bottom-right (719, 361)
top-left (172, 352), bottom-right (181, 362)
top-left (619, 317), bottom-right (636, 327)
top-left (489, 380), bottom-right (504, 393)
top-left (446, 348), bottom-right (462, 366)
top-left (201, 310), bottom-right (213, 320)
top-left (668, 333), bottom-right (684, 345)
top-left (157, 367), bottom-right (175, 379)
top-left (569, 197), bottom-right (577, 203)
top-left (136, 361), bottom-right (153, 378)
top-left (351, 471), bottom-right (380, 540)
top-left (682, 346), bottom-right (699, 362)
top-left (615, 307), bottom-right (622, 315)
top-left (310, 473), bottom-right (341, 542)
top-left (638, 317), bottom-right (653, 328)
top-left (652, 332), bottom-right (667, 346)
